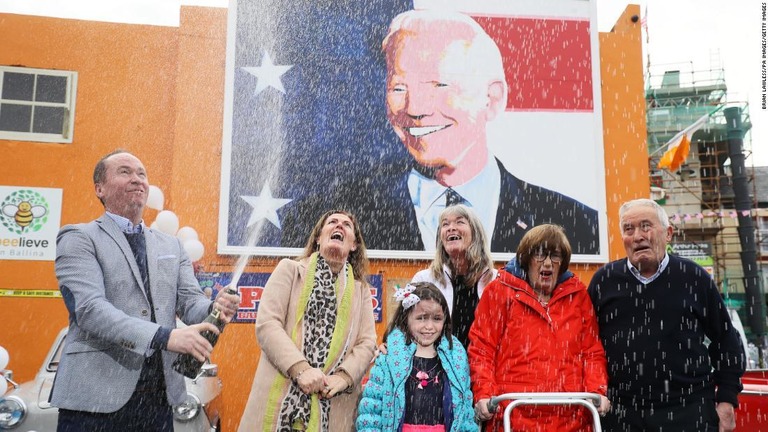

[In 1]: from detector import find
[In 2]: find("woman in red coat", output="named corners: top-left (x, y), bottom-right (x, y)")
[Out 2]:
top-left (468, 224), bottom-right (610, 431)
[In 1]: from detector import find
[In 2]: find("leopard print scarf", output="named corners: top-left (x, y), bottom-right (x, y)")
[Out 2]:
top-left (275, 253), bottom-right (352, 431)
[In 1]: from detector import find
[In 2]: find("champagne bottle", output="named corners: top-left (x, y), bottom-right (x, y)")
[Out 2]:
top-left (173, 286), bottom-right (237, 378)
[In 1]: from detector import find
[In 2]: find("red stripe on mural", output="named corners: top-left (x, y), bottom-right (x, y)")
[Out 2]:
top-left (473, 16), bottom-right (593, 112)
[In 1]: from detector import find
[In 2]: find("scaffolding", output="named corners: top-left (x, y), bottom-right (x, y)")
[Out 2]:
top-left (645, 62), bottom-right (761, 337)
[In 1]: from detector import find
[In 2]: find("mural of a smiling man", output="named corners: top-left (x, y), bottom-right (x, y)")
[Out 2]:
top-left (343, 9), bottom-right (599, 255)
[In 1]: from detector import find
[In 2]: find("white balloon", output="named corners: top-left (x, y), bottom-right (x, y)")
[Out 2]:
top-left (183, 239), bottom-right (205, 262)
top-left (154, 210), bottom-right (179, 236)
top-left (0, 346), bottom-right (9, 370)
top-left (150, 221), bottom-right (159, 230)
top-left (146, 185), bottom-right (164, 211)
top-left (176, 226), bottom-right (199, 243)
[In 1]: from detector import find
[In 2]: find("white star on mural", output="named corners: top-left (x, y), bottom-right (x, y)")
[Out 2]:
top-left (241, 51), bottom-right (294, 95)
top-left (241, 184), bottom-right (292, 229)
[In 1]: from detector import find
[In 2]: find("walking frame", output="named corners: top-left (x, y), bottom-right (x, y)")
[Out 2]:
top-left (487, 392), bottom-right (603, 432)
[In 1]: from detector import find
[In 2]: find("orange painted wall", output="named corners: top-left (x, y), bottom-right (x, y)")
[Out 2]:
top-left (0, 12), bottom-right (180, 389)
top-left (599, 5), bottom-right (650, 259)
top-left (0, 4), bottom-right (647, 431)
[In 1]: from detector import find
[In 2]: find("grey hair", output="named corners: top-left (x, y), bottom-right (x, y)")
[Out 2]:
top-left (619, 198), bottom-right (670, 229)
top-left (382, 9), bottom-right (507, 91)
top-left (430, 204), bottom-right (494, 287)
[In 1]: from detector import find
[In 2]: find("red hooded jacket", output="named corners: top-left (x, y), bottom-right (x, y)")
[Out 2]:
top-left (468, 266), bottom-right (607, 432)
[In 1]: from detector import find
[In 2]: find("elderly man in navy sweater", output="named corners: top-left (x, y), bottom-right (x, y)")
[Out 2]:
top-left (588, 198), bottom-right (744, 432)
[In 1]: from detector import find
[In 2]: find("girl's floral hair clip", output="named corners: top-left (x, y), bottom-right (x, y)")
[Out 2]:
top-left (394, 283), bottom-right (420, 310)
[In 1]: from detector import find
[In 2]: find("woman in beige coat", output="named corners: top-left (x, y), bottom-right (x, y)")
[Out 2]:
top-left (238, 210), bottom-right (377, 431)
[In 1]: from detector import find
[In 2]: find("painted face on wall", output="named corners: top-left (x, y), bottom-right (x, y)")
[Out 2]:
top-left (385, 31), bottom-right (494, 184)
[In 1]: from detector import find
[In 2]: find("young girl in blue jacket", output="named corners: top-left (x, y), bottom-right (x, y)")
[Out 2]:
top-left (356, 282), bottom-right (477, 432)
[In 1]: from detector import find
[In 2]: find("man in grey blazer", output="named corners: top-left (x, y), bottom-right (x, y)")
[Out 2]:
top-left (51, 150), bottom-right (240, 432)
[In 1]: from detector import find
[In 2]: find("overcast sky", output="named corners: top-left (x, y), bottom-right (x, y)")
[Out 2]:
top-left (1, 0), bottom-right (765, 166)
top-left (600, 0), bottom-right (766, 167)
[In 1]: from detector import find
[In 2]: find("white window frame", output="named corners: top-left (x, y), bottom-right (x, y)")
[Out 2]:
top-left (0, 66), bottom-right (78, 144)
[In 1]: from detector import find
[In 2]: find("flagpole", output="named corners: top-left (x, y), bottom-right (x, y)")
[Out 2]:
top-left (648, 104), bottom-right (724, 157)
top-left (643, 4), bottom-right (649, 77)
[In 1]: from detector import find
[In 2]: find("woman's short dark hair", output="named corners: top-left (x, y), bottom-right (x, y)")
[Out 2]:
top-left (516, 224), bottom-right (572, 276)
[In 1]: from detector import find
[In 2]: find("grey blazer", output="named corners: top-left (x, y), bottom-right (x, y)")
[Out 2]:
top-left (50, 214), bottom-right (211, 413)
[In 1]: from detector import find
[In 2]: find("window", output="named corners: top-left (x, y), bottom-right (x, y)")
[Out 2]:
top-left (758, 216), bottom-right (768, 255)
top-left (0, 66), bottom-right (77, 143)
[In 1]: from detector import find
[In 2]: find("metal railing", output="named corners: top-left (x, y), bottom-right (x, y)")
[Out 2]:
top-left (487, 392), bottom-right (602, 432)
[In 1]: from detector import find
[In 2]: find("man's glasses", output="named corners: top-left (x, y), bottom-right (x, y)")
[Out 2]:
top-left (532, 250), bottom-right (563, 264)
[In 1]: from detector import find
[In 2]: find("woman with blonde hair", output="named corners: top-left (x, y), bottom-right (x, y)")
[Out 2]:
top-left (411, 204), bottom-right (496, 349)
top-left (238, 210), bottom-right (377, 431)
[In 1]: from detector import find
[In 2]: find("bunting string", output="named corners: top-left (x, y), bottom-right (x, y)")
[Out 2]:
top-left (667, 209), bottom-right (756, 223)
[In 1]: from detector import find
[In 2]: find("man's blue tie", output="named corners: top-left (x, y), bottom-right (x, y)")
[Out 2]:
top-left (124, 232), bottom-right (155, 321)
top-left (124, 232), bottom-right (165, 393)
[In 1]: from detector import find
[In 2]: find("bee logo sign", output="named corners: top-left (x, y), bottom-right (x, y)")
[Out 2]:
top-left (0, 186), bottom-right (62, 261)
top-left (2, 196), bottom-right (48, 234)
